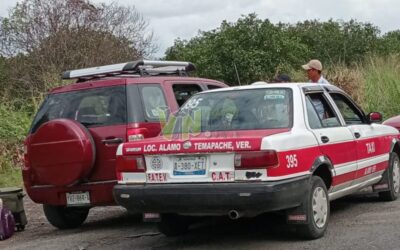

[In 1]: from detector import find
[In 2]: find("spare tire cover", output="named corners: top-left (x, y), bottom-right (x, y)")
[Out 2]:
top-left (28, 119), bottom-right (95, 187)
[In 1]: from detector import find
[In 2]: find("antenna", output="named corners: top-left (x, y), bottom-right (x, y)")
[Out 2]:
top-left (233, 62), bottom-right (241, 86)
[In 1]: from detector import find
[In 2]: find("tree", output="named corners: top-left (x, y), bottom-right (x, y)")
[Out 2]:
top-left (377, 30), bottom-right (400, 56)
top-left (286, 19), bottom-right (380, 65)
top-left (0, 0), bottom-right (156, 100)
top-left (166, 14), bottom-right (309, 85)
top-left (165, 15), bottom-right (384, 85)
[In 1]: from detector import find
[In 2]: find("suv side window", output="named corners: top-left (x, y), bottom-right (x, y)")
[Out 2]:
top-left (330, 93), bottom-right (365, 125)
top-left (139, 85), bottom-right (167, 121)
top-left (306, 93), bottom-right (341, 128)
top-left (172, 84), bottom-right (202, 106)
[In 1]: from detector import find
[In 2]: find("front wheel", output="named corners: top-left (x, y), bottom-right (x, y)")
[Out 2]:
top-left (43, 205), bottom-right (90, 229)
top-left (379, 153), bottom-right (400, 201)
top-left (297, 176), bottom-right (330, 239)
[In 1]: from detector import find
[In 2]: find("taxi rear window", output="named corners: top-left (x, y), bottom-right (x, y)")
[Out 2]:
top-left (166, 88), bottom-right (292, 133)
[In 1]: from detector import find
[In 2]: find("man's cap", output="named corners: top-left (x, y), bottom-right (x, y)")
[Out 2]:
top-left (302, 59), bottom-right (323, 71)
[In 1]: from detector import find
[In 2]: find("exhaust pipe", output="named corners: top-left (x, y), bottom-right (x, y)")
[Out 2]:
top-left (228, 210), bottom-right (242, 220)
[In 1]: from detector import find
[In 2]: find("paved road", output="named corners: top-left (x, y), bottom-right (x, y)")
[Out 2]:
top-left (1, 193), bottom-right (400, 250)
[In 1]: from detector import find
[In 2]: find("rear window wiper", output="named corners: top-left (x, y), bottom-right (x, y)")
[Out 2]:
top-left (80, 121), bottom-right (102, 127)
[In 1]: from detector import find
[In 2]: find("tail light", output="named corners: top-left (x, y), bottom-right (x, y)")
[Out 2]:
top-left (234, 150), bottom-right (278, 169)
top-left (116, 155), bottom-right (146, 173)
top-left (127, 128), bottom-right (147, 142)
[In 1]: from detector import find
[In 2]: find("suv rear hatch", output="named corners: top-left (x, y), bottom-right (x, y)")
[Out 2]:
top-left (25, 81), bottom-right (128, 186)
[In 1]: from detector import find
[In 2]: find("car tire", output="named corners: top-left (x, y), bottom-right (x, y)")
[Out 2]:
top-left (43, 205), bottom-right (90, 229)
top-left (379, 153), bottom-right (400, 201)
top-left (157, 214), bottom-right (190, 237)
top-left (297, 176), bottom-right (330, 239)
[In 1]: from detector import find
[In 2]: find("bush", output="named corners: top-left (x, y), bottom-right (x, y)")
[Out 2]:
top-left (0, 104), bottom-right (31, 187)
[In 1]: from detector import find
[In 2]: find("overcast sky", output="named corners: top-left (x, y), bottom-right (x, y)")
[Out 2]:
top-left (1, 0), bottom-right (399, 58)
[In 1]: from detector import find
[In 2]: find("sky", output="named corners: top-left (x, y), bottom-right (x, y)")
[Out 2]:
top-left (1, 0), bottom-right (400, 58)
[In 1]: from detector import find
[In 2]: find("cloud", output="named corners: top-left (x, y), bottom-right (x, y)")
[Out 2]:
top-left (130, 0), bottom-right (400, 57)
top-left (2, 0), bottom-right (399, 58)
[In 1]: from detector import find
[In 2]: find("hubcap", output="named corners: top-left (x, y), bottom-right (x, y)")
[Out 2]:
top-left (392, 158), bottom-right (400, 194)
top-left (312, 187), bottom-right (328, 228)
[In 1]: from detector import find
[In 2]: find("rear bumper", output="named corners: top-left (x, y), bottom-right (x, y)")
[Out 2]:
top-left (25, 181), bottom-right (117, 206)
top-left (113, 175), bottom-right (310, 214)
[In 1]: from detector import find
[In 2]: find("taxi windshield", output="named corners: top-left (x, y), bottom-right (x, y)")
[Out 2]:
top-left (164, 88), bottom-right (293, 133)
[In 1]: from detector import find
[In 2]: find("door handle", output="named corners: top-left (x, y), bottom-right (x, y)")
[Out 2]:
top-left (354, 132), bottom-right (361, 139)
top-left (321, 136), bottom-right (330, 143)
top-left (102, 138), bottom-right (123, 145)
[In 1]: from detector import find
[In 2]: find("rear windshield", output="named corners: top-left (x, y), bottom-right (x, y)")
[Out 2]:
top-left (30, 86), bottom-right (126, 133)
top-left (164, 88), bottom-right (292, 134)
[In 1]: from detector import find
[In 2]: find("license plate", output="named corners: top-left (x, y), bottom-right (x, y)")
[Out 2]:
top-left (66, 192), bottom-right (90, 206)
top-left (173, 156), bottom-right (207, 176)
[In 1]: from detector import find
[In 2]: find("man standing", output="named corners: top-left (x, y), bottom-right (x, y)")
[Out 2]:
top-left (302, 59), bottom-right (330, 84)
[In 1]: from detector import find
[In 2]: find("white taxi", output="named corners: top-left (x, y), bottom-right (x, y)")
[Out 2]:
top-left (113, 83), bottom-right (400, 239)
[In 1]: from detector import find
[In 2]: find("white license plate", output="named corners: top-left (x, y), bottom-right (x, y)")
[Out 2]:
top-left (66, 192), bottom-right (90, 206)
top-left (173, 156), bottom-right (207, 176)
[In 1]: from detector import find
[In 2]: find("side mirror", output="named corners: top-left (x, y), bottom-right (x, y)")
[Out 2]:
top-left (367, 112), bottom-right (383, 123)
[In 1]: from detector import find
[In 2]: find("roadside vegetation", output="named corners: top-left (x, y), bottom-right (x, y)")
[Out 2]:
top-left (1, 3), bottom-right (400, 187)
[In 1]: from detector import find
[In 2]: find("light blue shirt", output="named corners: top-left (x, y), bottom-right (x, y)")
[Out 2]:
top-left (317, 76), bottom-right (330, 84)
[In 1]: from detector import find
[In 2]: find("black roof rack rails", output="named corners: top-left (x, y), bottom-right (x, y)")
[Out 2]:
top-left (61, 60), bottom-right (196, 80)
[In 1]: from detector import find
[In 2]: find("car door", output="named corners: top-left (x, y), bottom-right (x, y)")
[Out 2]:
top-left (71, 85), bottom-right (128, 182)
top-left (328, 92), bottom-right (388, 185)
top-left (304, 91), bottom-right (358, 191)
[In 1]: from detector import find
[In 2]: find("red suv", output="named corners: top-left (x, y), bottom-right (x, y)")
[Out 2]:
top-left (23, 60), bottom-right (227, 229)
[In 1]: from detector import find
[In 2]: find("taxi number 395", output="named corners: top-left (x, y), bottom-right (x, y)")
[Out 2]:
top-left (286, 154), bottom-right (298, 168)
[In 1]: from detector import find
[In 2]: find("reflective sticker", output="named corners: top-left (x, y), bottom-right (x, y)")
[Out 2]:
top-left (288, 214), bottom-right (307, 221)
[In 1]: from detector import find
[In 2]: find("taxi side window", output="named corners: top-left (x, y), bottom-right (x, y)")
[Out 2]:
top-left (306, 93), bottom-right (341, 128)
top-left (306, 96), bottom-right (322, 129)
top-left (330, 93), bottom-right (365, 125)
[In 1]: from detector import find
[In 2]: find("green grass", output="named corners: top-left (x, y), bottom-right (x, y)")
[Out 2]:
top-left (0, 167), bottom-right (22, 188)
top-left (362, 55), bottom-right (400, 119)
top-left (0, 103), bottom-right (31, 188)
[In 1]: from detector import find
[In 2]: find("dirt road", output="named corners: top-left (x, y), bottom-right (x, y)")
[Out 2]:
top-left (1, 193), bottom-right (400, 250)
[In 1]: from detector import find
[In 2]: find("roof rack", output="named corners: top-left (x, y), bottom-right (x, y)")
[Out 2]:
top-left (61, 60), bottom-right (196, 80)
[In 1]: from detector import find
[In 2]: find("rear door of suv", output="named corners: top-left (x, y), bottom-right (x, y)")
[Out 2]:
top-left (28, 81), bottom-right (129, 183)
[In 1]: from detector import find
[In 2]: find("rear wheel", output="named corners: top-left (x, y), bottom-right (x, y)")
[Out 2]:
top-left (297, 176), bottom-right (329, 239)
top-left (157, 214), bottom-right (190, 236)
top-left (43, 205), bottom-right (90, 229)
top-left (379, 153), bottom-right (400, 201)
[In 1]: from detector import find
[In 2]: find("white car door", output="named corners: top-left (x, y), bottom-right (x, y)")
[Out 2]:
top-left (304, 91), bottom-right (358, 192)
top-left (328, 92), bottom-right (390, 185)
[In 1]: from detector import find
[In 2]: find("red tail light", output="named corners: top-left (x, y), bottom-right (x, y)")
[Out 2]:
top-left (127, 128), bottom-right (147, 142)
top-left (234, 150), bottom-right (278, 169)
top-left (116, 155), bottom-right (146, 173)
